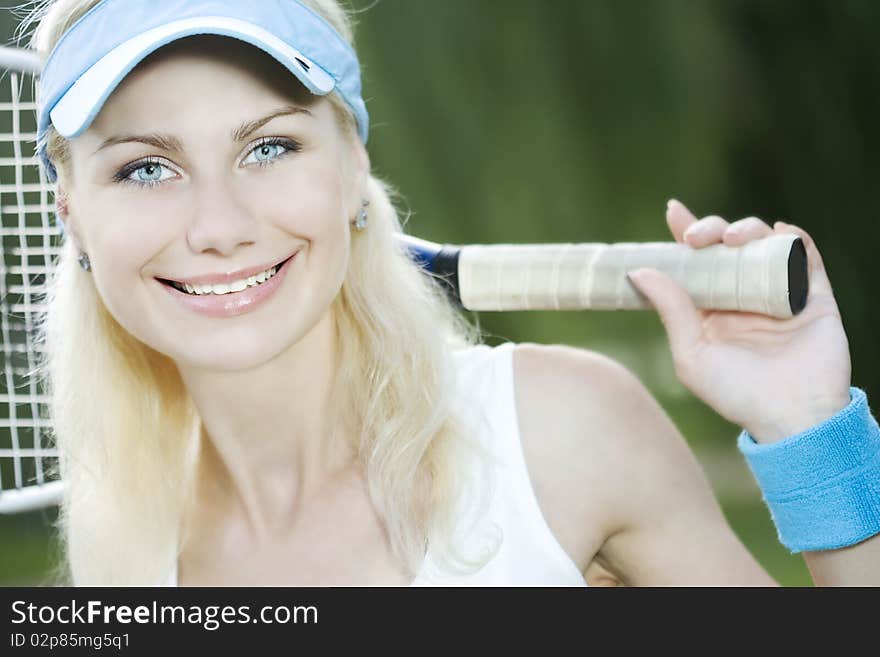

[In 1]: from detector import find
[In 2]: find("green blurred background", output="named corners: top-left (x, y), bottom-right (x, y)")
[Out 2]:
top-left (3, 0), bottom-right (879, 586)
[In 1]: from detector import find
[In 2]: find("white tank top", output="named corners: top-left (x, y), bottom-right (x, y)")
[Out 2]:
top-left (162, 341), bottom-right (587, 587)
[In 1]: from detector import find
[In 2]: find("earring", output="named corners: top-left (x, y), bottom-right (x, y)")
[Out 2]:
top-left (352, 198), bottom-right (369, 231)
top-left (78, 252), bottom-right (91, 272)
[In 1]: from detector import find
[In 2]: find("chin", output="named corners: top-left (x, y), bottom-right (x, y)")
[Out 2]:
top-left (172, 345), bottom-right (274, 372)
top-left (166, 325), bottom-right (311, 372)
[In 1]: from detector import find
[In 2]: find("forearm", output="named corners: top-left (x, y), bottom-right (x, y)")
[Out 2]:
top-left (801, 533), bottom-right (880, 586)
top-left (802, 534), bottom-right (880, 586)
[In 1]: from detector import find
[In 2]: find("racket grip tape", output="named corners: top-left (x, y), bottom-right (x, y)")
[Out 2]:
top-left (398, 233), bottom-right (808, 319)
top-left (456, 234), bottom-right (807, 318)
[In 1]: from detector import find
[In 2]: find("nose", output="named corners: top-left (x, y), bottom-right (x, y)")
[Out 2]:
top-left (186, 176), bottom-right (257, 257)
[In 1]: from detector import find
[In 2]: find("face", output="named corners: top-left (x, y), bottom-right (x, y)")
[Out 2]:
top-left (61, 37), bottom-right (369, 371)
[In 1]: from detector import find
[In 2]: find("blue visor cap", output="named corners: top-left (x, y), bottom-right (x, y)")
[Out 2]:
top-left (37, 0), bottom-right (369, 182)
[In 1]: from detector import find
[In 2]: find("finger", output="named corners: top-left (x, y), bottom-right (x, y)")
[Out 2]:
top-left (627, 267), bottom-right (702, 368)
top-left (682, 215), bottom-right (730, 247)
top-left (666, 199), bottom-right (699, 244)
top-left (772, 221), bottom-right (839, 303)
top-left (774, 221), bottom-right (827, 277)
top-left (722, 216), bottom-right (774, 246)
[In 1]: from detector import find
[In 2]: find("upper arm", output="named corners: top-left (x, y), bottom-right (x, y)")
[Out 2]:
top-left (512, 342), bottom-right (777, 586)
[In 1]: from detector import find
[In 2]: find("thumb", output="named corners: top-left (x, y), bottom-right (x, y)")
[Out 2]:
top-left (627, 267), bottom-right (702, 358)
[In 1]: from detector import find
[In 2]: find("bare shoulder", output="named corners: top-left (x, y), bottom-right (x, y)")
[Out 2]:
top-left (511, 341), bottom-right (776, 586)
top-left (509, 342), bottom-right (651, 572)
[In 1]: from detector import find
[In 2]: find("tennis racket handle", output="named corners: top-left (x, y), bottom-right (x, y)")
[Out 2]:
top-left (457, 234), bottom-right (808, 318)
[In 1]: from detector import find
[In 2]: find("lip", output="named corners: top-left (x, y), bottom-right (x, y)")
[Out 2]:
top-left (156, 249), bottom-right (299, 286)
top-left (158, 250), bottom-right (298, 318)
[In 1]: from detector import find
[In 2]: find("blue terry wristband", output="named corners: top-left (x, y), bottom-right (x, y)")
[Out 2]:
top-left (736, 386), bottom-right (880, 553)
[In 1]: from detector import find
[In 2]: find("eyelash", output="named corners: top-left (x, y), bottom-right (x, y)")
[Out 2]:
top-left (112, 137), bottom-right (303, 188)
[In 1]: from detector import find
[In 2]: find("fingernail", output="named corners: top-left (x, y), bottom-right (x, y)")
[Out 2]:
top-left (667, 199), bottom-right (678, 211)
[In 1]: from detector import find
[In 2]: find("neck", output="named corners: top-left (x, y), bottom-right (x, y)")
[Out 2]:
top-left (177, 308), bottom-right (358, 541)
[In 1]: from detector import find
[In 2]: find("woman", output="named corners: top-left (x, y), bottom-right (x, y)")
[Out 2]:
top-left (27, 0), bottom-right (879, 586)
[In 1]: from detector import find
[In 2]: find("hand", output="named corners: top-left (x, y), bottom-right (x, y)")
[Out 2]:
top-left (626, 199), bottom-right (852, 444)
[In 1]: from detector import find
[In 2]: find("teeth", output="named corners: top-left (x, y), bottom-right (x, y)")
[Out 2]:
top-left (171, 262), bottom-right (283, 296)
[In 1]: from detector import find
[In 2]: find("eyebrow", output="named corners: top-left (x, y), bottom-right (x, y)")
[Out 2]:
top-left (92, 105), bottom-right (313, 156)
top-left (231, 105), bottom-right (312, 142)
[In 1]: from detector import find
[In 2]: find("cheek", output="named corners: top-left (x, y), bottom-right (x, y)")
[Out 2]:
top-left (251, 155), bottom-right (348, 223)
top-left (240, 164), bottom-right (352, 335)
top-left (249, 158), bottom-right (351, 261)
top-left (80, 193), bottom-right (179, 326)
top-left (84, 188), bottom-right (183, 257)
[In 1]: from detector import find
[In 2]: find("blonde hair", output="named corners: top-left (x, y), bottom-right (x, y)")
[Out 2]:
top-left (24, 0), bottom-right (499, 585)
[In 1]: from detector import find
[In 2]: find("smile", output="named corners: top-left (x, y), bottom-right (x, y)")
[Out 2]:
top-left (164, 260), bottom-right (286, 296)
top-left (156, 251), bottom-right (299, 318)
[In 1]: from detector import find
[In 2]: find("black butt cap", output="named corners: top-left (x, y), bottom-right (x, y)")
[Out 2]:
top-left (788, 237), bottom-right (808, 315)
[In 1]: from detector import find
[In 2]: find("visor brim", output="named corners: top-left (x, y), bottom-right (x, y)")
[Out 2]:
top-left (49, 15), bottom-right (336, 138)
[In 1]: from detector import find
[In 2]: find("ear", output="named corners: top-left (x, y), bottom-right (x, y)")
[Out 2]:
top-left (353, 139), bottom-right (370, 180)
top-left (345, 138), bottom-right (371, 207)
top-left (55, 185), bottom-right (85, 252)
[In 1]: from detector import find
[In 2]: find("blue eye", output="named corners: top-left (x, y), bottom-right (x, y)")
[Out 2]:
top-left (114, 159), bottom-right (177, 187)
top-left (242, 138), bottom-right (299, 166)
top-left (133, 162), bottom-right (167, 182)
top-left (254, 143), bottom-right (285, 161)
